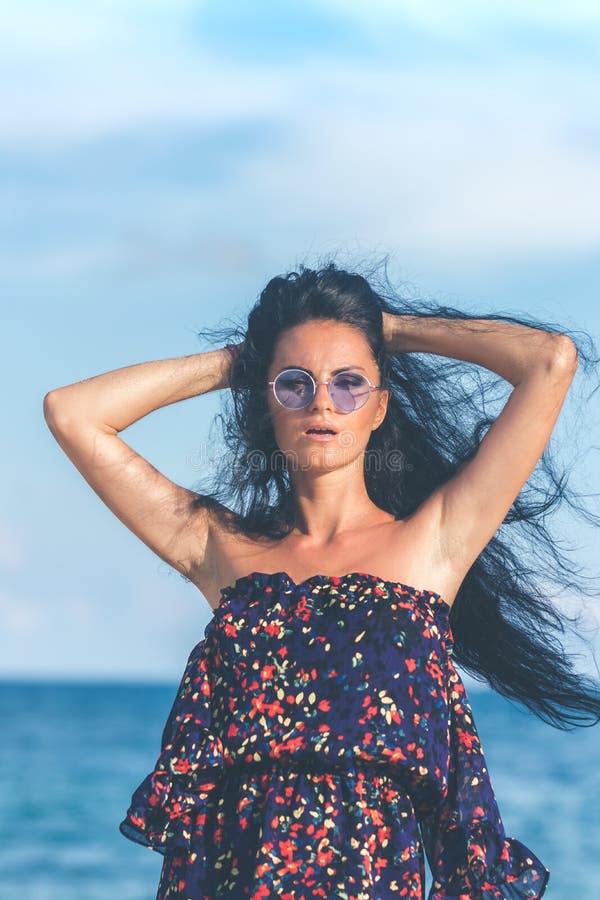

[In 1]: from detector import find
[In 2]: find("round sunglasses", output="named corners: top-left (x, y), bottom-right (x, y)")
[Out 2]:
top-left (268, 367), bottom-right (383, 413)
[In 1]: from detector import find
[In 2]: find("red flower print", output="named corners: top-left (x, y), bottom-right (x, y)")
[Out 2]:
top-left (120, 571), bottom-right (549, 900)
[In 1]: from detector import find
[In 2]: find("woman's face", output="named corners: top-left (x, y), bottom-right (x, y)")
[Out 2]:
top-left (265, 319), bottom-right (389, 475)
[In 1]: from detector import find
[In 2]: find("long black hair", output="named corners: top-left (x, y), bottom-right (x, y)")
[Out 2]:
top-left (190, 257), bottom-right (600, 732)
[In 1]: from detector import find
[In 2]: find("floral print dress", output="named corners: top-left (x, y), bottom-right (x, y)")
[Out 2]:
top-left (119, 571), bottom-right (550, 899)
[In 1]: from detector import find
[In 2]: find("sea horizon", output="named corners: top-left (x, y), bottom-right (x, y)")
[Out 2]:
top-left (0, 678), bottom-right (597, 898)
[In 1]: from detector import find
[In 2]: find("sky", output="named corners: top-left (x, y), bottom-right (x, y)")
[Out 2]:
top-left (1, 1), bottom-right (599, 684)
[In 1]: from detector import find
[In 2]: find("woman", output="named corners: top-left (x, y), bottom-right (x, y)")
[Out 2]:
top-left (44, 261), bottom-right (600, 899)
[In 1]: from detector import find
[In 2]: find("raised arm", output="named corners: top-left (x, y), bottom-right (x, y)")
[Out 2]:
top-left (383, 312), bottom-right (578, 604)
top-left (43, 346), bottom-right (236, 589)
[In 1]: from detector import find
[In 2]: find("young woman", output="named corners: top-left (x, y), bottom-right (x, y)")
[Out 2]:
top-left (44, 262), bottom-right (600, 899)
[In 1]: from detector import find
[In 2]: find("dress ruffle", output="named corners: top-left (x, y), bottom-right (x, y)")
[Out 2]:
top-left (419, 653), bottom-right (549, 899)
top-left (421, 815), bottom-right (549, 899)
top-left (119, 636), bottom-right (228, 856)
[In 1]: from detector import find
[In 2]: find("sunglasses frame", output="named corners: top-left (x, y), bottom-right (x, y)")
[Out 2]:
top-left (268, 367), bottom-right (383, 413)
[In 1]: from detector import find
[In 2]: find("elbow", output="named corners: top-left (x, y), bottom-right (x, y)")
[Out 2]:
top-left (549, 335), bottom-right (579, 375)
top-left (43, 389), bottom-right (70, 430)
top-left (43, 390), bottom-right (56, 423)
top-left (43, 389), bottom-right (59, 420)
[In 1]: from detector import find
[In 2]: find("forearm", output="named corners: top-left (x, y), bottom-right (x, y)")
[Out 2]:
top-left (384, 314), bottom-right (576, 386)
top-left (43, 347), bottom-right (232, 433)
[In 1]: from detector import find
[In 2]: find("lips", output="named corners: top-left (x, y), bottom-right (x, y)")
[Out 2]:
top-left (304, 422), bottom-right (338, 435)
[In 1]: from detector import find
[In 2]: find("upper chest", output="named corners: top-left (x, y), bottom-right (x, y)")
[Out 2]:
top-left (201, 501), bottom-right (460, 611)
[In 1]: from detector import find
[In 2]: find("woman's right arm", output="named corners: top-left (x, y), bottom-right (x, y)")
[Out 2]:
top-left (43, 347), bottom-right (235, 591)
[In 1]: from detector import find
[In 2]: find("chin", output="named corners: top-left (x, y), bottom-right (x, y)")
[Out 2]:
top-left (284, 446), bottom-right (362, 475)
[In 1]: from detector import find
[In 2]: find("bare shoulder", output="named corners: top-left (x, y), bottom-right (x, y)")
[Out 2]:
top-left (190, 493), bottom-right (464, 613)
top-left (187, 502), bottom-right (270, 609)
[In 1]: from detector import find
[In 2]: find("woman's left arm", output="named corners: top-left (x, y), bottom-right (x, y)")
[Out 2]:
top-left (383, 312), bottom-right (579, 587)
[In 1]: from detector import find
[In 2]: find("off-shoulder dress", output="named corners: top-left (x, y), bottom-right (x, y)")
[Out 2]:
top-left (119, 571), bottom-right (550, 900)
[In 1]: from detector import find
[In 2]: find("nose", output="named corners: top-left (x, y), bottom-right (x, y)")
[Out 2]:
top-left (309, 381), bottom-right (333, 411)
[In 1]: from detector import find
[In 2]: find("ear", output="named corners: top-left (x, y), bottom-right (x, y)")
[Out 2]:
top-left (372, 388), bottom-right (389, 430)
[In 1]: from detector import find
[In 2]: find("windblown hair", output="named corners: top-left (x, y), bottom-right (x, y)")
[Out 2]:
top-left (191, 257), bottom-right (600, 732)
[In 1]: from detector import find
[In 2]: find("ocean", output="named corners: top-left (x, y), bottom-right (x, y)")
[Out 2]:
top-left (0, 679), bottom-right (598, 899)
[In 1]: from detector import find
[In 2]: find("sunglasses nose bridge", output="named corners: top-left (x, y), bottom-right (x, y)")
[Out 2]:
top-left (309, 379), bottom-right (335, 408)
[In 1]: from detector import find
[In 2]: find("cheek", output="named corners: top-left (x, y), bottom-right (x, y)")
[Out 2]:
top-left (266, 389), bottom-right (283, 422)
top-left (267, 402), bottom-right (295, 443)
top-left (337, 409), bottom-right (377, 450)
top-left (358, 400), bottom-right (385, 441)
top-left (359, 397), bottom-right (382, 426)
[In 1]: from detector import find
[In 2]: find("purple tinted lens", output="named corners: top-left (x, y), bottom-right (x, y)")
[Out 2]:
top-left (274, 370), bottom-right (314, 408)
top-left (330, 373), bottom-right (371, 412)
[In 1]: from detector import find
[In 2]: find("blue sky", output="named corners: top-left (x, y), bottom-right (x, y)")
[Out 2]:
top-left (2, 1), bottom-right (599, 683)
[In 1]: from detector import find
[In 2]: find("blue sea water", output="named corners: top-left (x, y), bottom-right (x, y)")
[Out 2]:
top-left (0, 678), bottom-right (598, 899)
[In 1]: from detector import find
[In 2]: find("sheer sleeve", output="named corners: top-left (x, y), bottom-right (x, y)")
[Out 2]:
top-left (419, 650), bottom-right (550, 899)
top-left (119, 635), bottom-right (228, 856)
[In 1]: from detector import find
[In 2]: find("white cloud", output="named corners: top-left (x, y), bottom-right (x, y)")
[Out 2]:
top-left (2, 4), bottom-right (599, 278)
top-left (1, 56), bottom-right (287, 148)
top-left (252, 65), bottom-right (600, 259)
top-left (0, 0), bottom-right (198, 58)
top-left (320, 0), bottom-right (600, 33)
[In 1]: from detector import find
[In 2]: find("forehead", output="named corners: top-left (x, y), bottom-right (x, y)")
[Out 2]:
top-left (271, 320), bottom-right (376, 372)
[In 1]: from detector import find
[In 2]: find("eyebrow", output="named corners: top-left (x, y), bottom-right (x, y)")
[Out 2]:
top-left (281, 365), bottom-right (368, 375)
